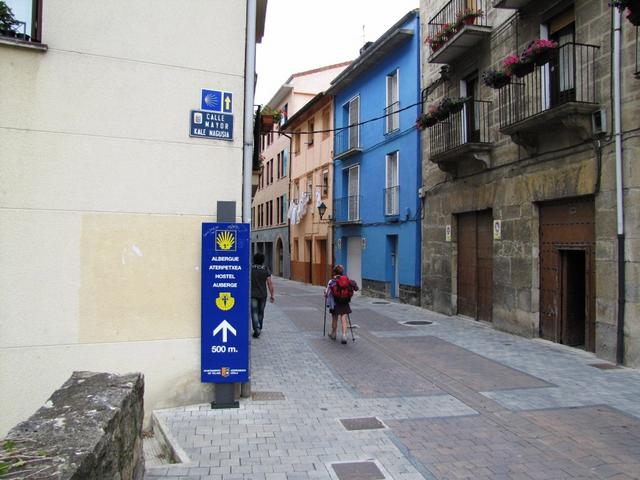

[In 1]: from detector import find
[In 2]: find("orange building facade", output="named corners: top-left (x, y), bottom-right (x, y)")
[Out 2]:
top-left (285, 93), bottom-right (337, 286)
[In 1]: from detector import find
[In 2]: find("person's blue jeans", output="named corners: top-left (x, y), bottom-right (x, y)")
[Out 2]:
top-left (251, 297), bottom-right (267, 335)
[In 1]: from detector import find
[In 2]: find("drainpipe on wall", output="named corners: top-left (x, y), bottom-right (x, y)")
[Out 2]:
top-left (243, 0), bottom-right (257, 224)
top-left (241, 0), bottom-right (257, 397)
top-left (612, 8), bottom-right (626, 365)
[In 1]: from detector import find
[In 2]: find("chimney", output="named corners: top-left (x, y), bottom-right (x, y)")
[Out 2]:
top-left (359, 41), bottom-right (374, 56)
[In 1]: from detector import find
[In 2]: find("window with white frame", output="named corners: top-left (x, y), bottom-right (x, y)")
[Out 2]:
top-left (347, 165), bottom-right (360, 221)
top-left (386, 70), bottom-right (399, 133)
top-left (385, 152), bottom-right (399, 216)
top-left (348, 96), bottom-right (360, 149)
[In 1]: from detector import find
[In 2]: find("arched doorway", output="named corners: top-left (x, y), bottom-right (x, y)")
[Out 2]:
top-left (275, 237), bottom-right (284, 277)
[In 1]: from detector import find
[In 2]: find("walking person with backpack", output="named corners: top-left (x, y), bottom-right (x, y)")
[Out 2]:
top-left (251, 252), bottom-right (275, 338)
top-left (324, 264), bottom-right (358, 344)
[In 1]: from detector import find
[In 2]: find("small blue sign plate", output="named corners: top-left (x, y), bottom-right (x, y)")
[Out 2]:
top-left (201, 89), bottom-right (222, 111)
top-left (190, 110), bottom-right (234, 141)
top-left (201, 223), bottom-right (250, 383)
top-left (222, 92), bottom-right (233, 113)
top-left (201, 89), bottom-right (233, 113)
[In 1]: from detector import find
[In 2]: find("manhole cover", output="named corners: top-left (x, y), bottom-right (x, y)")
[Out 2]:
top-left (402, 320), bottom-right (433, 326)
top-left (332, 461), bottom-right (385, 480)
top-left (340, 417), bottom-right (385, 431)
top-left (589, 363), bottom-right (621, 370)
top-left (372, 301), bottom-right (390, 304)
top-left (251, 391), bottom-right (286, 401)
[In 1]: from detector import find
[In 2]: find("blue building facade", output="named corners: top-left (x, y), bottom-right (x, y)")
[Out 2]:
top-left (329, 10), bottom-right (422, 305)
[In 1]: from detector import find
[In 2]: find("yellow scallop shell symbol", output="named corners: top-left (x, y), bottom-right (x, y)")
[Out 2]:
top-left (215, 292), bottom-right (235, 311)
top-left (216, 231), bottom-right (235, 251)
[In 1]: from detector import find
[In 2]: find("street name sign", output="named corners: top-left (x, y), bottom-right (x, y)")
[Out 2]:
top-left (201, 223), bottom-right (249, 383)
top-left (190, 110), bottom-right (234, 141)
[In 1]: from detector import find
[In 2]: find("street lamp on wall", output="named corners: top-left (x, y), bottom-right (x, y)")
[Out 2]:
top-left (317, 202), bottom-right (327, 220)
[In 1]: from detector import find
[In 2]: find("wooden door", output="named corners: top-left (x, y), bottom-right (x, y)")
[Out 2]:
top-left (457, 213), bottom-right (478, 318)
top-left (305, 239), bottom-right (312, 284)
top-left (539, 197), bottom-right (595, 350)
top-left (315, 239), bottom-right (328, 286)
top-left (477, 211), bottom-right (493, 322)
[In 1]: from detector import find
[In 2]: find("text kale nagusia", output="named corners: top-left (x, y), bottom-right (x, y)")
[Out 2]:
top-left (193, 113), bottom-right (231, 138)
top-left (209, 256), bottom-right (240, 288)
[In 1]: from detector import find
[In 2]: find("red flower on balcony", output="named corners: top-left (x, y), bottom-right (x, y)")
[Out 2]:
top-left (522, 39), bottom-right (558, 66)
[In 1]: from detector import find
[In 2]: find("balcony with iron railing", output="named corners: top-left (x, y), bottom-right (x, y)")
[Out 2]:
top-left (427, 99), bottom-right (492, 174)
top-left (497, 42), bottom-right (600, 153)
top-left (334, 126), bottom-right (362, 160)
top-left (334, 195), bottom-right (361, 224)
top-left (384, 102), bottom-right (400, 134)
top-left (492, 0), bottom-right (531, 9)
top-left (384, 186), bottom-right (400, 216)
top-left (427, 0), bottom-right (492, 64)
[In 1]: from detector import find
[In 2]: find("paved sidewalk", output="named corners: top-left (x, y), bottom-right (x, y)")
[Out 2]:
top-left (145, 278), bottom-right (640, 480)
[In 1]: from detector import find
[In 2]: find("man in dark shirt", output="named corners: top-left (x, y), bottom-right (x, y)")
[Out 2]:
top-left (250, 252), bottom-right (275, 338)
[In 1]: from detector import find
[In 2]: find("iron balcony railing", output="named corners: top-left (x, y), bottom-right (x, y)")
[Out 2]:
top-left (429, 100), bottom-right (492, 158)
top-left (384, 101), bottom-right (400, 134)
top-left (427, 0), bottom-right (490, 55)
top-left (334, 126), bottom-right (361, 158)
top-left (384, 186), bottom-right (400, 216)
top-left (498, 42), bottom-right (599, 129)
top-left (334, 195), bottom-right (361, 223)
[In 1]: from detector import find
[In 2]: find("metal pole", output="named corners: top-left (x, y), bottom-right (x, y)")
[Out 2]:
top-left (241, 0), bottom-right (257, 397)
top-left (612, 8), bottom-right (626, 365)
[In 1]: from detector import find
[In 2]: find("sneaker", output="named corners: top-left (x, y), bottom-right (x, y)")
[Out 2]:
top-left (341, 336), bottom-right (347, 344)
top-left (329, 333), bottom-right (337, 340)
top-left (252, 330), bottom-right (260, 338)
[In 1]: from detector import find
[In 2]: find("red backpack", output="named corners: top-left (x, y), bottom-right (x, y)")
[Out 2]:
top-left (331, 275), bottom-right (354, 303)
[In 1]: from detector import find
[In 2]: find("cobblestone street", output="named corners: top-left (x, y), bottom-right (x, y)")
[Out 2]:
top-left (146, 278), bottom-right (640, 480)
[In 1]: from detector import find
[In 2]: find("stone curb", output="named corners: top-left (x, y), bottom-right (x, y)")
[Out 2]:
top-left (148, 411), bottom-right (192, 467)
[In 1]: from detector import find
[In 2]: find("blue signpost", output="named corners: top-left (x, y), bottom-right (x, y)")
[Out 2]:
top-left (201, 223), bottom-right (250, 396)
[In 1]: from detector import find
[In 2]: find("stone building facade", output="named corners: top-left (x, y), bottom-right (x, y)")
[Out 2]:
top-left (419, 0), bottom-right (639, 366)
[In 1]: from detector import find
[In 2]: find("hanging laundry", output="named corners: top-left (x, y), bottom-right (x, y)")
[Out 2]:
top-left (287, 199), bottom-right (296, 220)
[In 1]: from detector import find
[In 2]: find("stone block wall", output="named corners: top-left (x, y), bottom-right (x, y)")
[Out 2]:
top-left (3, 371), bottom-right (144, 479)
top-left (362, 278), bottom-right (390, 299)
top-left (362, 279), bottom-right (421, 306)
top-left (419, 0), bottom-right (640, 366)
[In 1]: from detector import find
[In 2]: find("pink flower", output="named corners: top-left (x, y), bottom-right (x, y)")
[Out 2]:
top-left (522, 39), bottom-right (558, 58)
top-left (503, 54), bottom-right (520, 68)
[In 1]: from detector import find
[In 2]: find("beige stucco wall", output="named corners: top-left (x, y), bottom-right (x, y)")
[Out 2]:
top-left (0, 0), bottom-right (250, 435)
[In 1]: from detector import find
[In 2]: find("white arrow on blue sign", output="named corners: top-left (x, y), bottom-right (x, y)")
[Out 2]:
top-left (213, 320), bottom-right (237, 343)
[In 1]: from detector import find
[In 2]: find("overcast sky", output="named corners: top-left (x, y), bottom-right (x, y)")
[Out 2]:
top-left (255, 0), bottom-right (419, 105)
